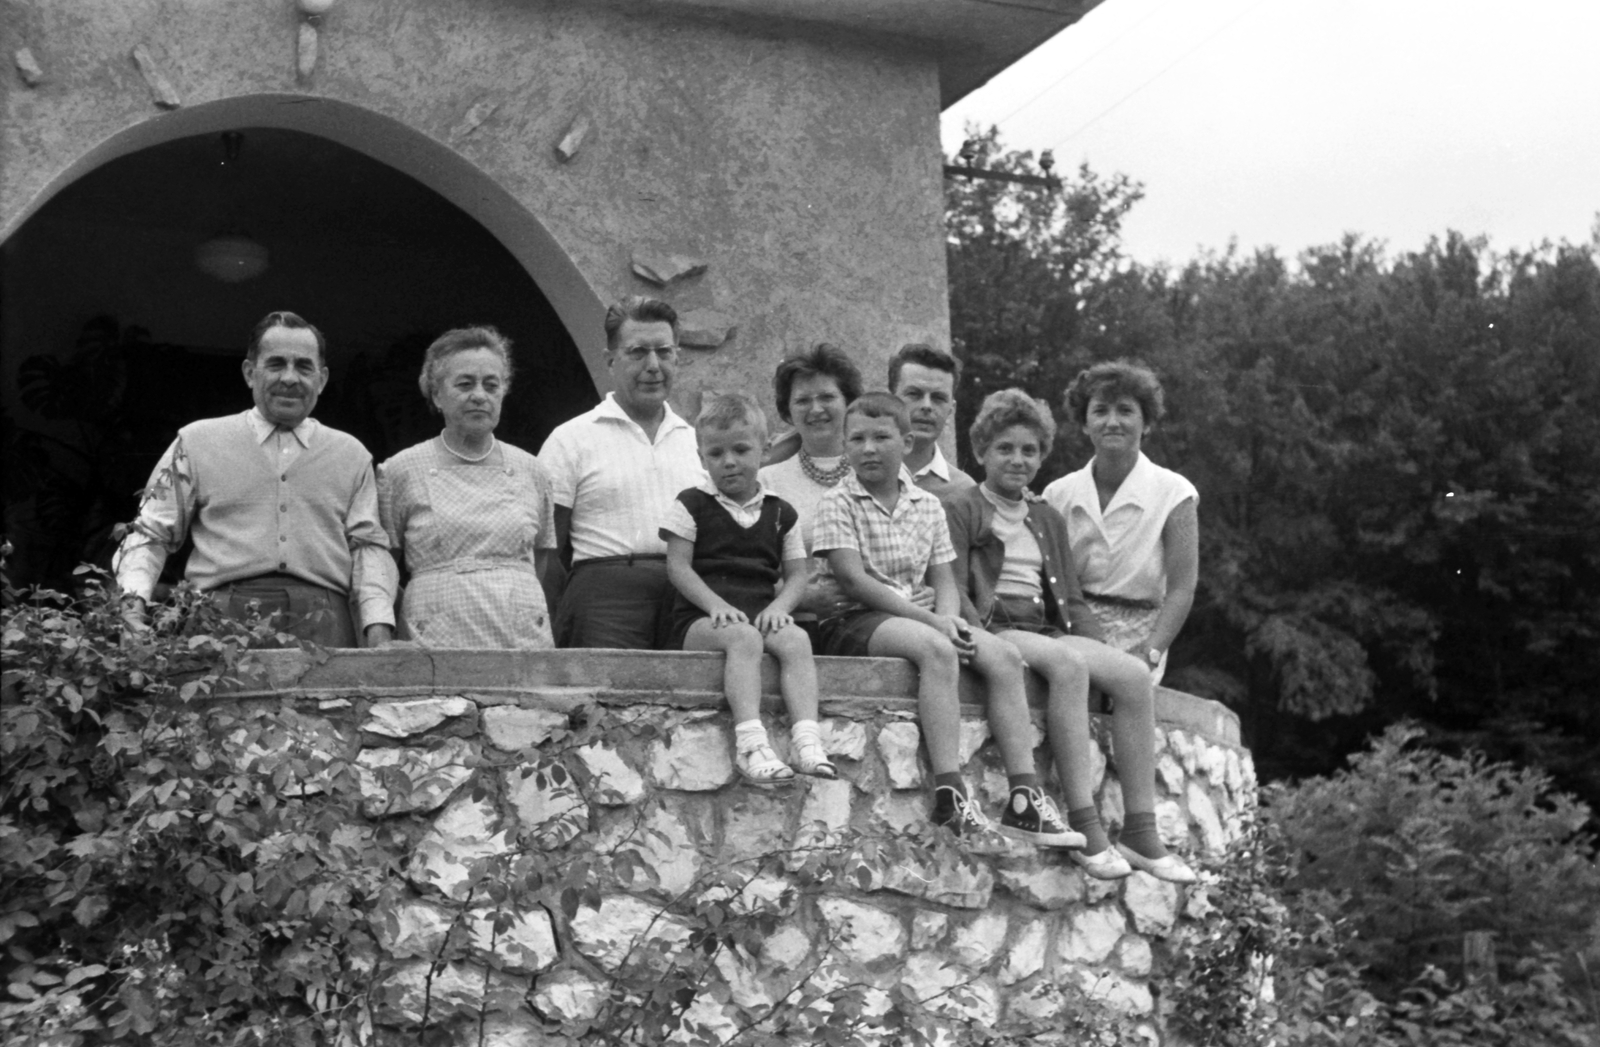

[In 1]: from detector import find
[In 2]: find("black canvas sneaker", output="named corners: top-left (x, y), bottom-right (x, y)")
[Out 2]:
top-left (931, 785), bottom-right (992, 836)
top-left (999, 787), bottom-right (1087, 848)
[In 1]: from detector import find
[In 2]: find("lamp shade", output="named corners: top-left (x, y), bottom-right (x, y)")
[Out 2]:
top-left (195, 235), bottom-right (269, 282)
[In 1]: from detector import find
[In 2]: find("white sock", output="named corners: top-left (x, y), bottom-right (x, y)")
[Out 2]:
top-left (790, 719), bottom-right (822, 750)
top-left (734, 719), bottom-right (769, 753)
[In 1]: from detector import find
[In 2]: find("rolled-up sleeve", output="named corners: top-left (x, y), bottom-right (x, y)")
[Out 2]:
top-left (346, 460), bottom-right (397, 629)
top-left (113, 436), bottom-right (195, 600)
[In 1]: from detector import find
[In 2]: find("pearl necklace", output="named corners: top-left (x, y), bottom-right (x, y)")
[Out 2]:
top-left (798, 449), bottom-right (851, 487)
top-left (441, 431), bottom-right (496, 463)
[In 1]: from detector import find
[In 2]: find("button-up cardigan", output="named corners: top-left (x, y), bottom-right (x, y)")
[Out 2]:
top-left (943, 484), bottom-right (1105, 641)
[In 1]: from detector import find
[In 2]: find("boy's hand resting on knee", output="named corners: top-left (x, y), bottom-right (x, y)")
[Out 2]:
top-left (754, 608), bottom-right (794, 634)
top-left (935, 615), bottom-right (976, 662)
top-left (709, 603), bottom-right (750, 627)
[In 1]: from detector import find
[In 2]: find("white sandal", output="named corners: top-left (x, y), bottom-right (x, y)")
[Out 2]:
top-left (737, 744), bottom-right (795, 786)
top-left (791, 740), bottom-right (838, 779)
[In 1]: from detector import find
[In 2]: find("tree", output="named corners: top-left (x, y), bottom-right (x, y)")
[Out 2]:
top-left (945, 131), bottom-right (1600, 816)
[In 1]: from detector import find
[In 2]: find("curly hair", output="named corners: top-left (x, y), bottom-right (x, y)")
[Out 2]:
top-left (771, 343), bottom-right (864, 424)
top-left (1064, 359), bottom-right (1166, 426)
top-left (969, 388), bottom-right (1057, 459)
top-left (604, 296), bottom-right (678, 350)
top-left (417, 326), bottom-right (514, 407)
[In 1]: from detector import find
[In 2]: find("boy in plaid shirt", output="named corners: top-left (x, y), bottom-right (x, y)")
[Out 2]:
top-left (811, 392), bottom-right (1082, 845)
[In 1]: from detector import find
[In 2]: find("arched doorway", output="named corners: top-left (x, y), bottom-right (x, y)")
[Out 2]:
top-left (2, 100), bottom-right (605, 590)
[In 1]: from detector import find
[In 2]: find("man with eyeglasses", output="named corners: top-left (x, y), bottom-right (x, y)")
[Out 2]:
top-left (540, 295), bottom-right (706, 648)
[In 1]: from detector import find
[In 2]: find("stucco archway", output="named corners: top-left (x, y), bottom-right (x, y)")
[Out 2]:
top-left (0, 94), bottom-right (610, 590)
top-left (2, 93), bottom-right (608, 390)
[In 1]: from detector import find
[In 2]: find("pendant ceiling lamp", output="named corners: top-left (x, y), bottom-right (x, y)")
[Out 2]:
top-left (195, 132), bottom-right (269, 283)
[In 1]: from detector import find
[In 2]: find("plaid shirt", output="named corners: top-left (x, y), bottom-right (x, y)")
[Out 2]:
top-left (811, 470), bottom-right (954, 612)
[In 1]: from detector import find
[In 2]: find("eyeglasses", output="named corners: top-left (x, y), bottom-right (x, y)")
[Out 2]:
top-left (615, 344), bottom-right (679, 362)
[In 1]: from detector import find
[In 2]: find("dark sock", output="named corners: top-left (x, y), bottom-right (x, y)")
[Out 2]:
top-left (1007, 773), bottom-right (1041, 792)
top-left (1120, 811), bottom-right (1169, 860)
top-left (1068, 805), bottom-right (1112, 855)
top-left (931, 774), bottom-right (967, 821)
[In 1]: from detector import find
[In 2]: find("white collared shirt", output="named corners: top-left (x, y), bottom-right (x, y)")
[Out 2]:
top-left (539, 393), bottom-right (707, 561)
top-left (246, 407), bottom-right (317, 467)
top-left (1041, 452), bottom-right (1198, 603)
top-left (914, 445), bottom-right (954, 483)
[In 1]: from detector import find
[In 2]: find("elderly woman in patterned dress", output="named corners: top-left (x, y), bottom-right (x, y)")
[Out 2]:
top-left (376, 326), bottom-right (557, 648)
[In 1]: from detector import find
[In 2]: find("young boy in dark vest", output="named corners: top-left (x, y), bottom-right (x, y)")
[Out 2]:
top-left (661, 393), bottom-right (837, 785)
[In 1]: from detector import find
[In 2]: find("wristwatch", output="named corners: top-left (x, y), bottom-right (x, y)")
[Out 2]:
top-left (1146, 647), bottom-right (1163, 669)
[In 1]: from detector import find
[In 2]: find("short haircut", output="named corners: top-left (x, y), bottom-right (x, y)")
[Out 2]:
top-left (695, 391), bottom-right (768, 442)
top-left (969, 388), bottom-right (1057, 459)
top-left (888, 342), bottom-right (960, 391)
top-left (772, 343), bottom-right (864, 424)
top-left (418, 326), bottom-right (514, 406)
top-left (247, 310), bottom-right (326, 365)
top-left (1064, 359), bottom-right (1166, 427)
top-left (604, 296), bottom-right (678, 350)
top-left (845, 390), bottom-right (912, 436)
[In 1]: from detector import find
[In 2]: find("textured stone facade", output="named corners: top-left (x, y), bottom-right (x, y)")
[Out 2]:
top-left (218, 649), bottom-right (1253, 1042)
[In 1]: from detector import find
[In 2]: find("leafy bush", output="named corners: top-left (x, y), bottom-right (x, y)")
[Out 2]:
top-left (1268, 722), bottom-right (1600, 986)
top-left (1163, 725), bottom-right (1600, 1047)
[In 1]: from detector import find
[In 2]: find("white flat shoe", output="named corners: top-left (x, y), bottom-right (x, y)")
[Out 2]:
top-left (1068, 846), bottom-right (1133, 880)
top-left (1116, 843), bottom-right (1197, 884)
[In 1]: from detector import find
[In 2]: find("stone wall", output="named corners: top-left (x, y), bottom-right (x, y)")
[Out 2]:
top-left (223, 649), bottom-right (1254, 1043)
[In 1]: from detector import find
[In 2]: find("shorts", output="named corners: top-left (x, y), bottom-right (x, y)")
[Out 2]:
top-left (984, 594), bottom-right (1065, 638)
top-left (816, 609), bottom-right (897, 657)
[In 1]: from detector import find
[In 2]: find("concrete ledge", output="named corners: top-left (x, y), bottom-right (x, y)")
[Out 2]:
top-left (223, 648), bottom-right (1241, 749)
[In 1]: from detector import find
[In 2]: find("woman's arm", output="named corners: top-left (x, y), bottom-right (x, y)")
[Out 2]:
top-left (1148, 496), bottom-right (1198, 654)
top-left (665, 534), bottom-right (746, 625)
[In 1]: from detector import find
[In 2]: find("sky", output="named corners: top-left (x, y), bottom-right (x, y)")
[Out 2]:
top-left (941, 0), bottom-right (1600, 267)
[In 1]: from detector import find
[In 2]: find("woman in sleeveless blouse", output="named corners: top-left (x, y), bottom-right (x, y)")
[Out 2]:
top-left (377, 327), bottom-right (557, 648)
top-left (1042, 361), bottom-right (1198, 685)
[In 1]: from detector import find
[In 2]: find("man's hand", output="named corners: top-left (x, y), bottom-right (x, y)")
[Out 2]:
top-left (754, 608), bottom-right (793, 635)
top-left (364, 623), bottom-right (395, 647)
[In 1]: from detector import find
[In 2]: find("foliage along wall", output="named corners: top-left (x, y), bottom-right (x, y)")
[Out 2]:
top-left (0, 617), bottom-right (1253, 1044)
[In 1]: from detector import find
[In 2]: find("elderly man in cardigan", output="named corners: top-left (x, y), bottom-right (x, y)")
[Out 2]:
top-left (114, 310), bottom-right (397, 646)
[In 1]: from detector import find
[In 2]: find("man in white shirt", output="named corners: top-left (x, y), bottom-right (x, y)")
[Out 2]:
top-left (114, 311), bottom-right (397, 646)
top-left (540, 296), bottom-right (706, 648)
top-left (889, 343), bottom-right (977, 501)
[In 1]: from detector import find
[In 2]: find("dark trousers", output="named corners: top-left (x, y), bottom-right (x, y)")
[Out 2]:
top-left (215, 574), bottom-right (358, 648)
top-left (554, 557), bottom-right (670, 650)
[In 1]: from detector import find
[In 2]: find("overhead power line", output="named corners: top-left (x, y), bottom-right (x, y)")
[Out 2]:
top-left (995, 0), bottom-right (1182, 129)
top-left (1047, 0), bottom-right (1274, 152)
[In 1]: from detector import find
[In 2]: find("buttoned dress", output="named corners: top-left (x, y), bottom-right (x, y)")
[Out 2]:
top-left (377, 438), bottom-right (556, 648)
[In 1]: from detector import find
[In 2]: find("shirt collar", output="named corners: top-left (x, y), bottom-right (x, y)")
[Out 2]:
top-left (698, 478), bottom-right (771, 513)
top-left (597, 392), bottom-right (692, 434)
top-left (1083, 451), bottom-right (1154, 511)
top-left (247, 407), bottom-right (317, 447)
top-left (913, 444), bottom-right (953, 481)
top-left (843, 468), bottom-right (927, 507)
